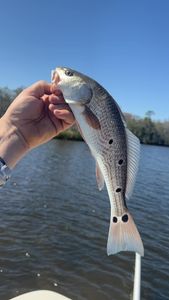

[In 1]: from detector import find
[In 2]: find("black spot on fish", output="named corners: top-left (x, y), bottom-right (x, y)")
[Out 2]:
top-left (65, 70), bottom-right (74, 77)
top-left (113, 216), bottom-right (118, 223)
top-left (109, 139), bottom-right (113, 144)
top-left (116, 188), bottom-right (122, 193)
top-left (122, 214), bottom-right (128, 222)
top-left (118, 159), bottom-right (123, 165)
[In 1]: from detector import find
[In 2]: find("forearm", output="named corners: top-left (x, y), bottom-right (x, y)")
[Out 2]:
top-left (0, 116), bottom-right (29, 169)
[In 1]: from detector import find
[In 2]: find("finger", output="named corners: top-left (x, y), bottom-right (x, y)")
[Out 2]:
top-left (49, 104), bottom-right (75, 125)
top-left (25, 80), bottom-right (53, 98)
top-left (41, 94), bottom-right (49, 103)
top-left (52, 109), bottom-right (75, 125)
top-left (48, 94), bottom-right (65, 104)
top-left (49, 103), bottom-right (71, 111)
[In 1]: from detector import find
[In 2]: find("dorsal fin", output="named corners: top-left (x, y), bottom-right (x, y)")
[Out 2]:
top-left (125, 129), bottom-right (140, 200)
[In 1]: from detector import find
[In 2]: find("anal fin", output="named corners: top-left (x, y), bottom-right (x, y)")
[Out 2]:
top-left (96, 162), bottom-right (104, 191)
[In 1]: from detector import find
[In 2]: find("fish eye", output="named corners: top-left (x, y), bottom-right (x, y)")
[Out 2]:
top-left (65, 70), bottom-right (74, 77)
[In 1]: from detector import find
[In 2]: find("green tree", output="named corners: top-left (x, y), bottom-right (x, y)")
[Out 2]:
top-left (125, 111), bottom-right (169, 146)
top-left (0, 86), bottom-right (23, 117)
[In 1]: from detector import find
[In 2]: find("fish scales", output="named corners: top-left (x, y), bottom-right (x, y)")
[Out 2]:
top-left (87, 94), bottom-right (128, 213)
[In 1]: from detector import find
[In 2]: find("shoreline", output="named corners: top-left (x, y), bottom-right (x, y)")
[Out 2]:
top-left (55, 129), bottom-right (169, 147)
top-left (56, 128), bottom-right (83, 141)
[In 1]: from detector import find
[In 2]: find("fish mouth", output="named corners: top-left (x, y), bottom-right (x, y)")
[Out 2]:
top-left (51, 69), bottom-right (60, 85)
top-left (51, 69), bottom-right (63, 97)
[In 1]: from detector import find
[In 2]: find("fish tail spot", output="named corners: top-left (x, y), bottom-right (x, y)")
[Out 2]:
top-left (112, 214), bottom-right (129, 223)
top-left (122, 214), bottom-right (128, 222)
top-left (112, 216), bottom-right (118, 223)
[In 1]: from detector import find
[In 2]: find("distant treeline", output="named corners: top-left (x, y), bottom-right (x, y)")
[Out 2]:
top-left (0, 87), bottom-right (23, 117)
top-left (0, 87), bottom-right (169, 146)
top-left (125, 112), bottom-right (169, 146)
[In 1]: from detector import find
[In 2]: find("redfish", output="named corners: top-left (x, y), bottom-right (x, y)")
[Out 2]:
top-left (52, 67), bottom-right (144, 256)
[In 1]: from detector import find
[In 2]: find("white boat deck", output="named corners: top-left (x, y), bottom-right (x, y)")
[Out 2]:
top-left (10, 290), bottom-right (71, 300)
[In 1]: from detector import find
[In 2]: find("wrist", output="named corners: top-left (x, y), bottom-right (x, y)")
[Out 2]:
top-left (0, 116), bottom-right (29, 169)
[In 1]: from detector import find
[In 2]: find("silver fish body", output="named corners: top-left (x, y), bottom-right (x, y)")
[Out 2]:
top-left (52, 67), bottom-right (144, 256)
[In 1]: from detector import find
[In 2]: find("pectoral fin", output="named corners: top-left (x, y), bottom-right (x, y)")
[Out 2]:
top-left (82, 106), bottom-right (101, 130)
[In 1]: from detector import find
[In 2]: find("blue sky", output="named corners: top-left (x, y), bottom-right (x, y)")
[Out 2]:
top-left (0, 0), bottom-right (169, 120)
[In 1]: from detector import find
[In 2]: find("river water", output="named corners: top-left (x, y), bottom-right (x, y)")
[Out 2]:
top-left (0, 140), bottom-right (169, 300)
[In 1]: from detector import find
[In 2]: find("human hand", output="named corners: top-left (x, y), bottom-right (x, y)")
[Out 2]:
top-left (3, 81), bottom-right (75, 149)
top-left (0, 81), bottom-right (75, 168)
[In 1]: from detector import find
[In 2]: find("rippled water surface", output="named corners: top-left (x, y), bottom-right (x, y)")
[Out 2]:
top-left (0, 140), bottom-right (169, 300)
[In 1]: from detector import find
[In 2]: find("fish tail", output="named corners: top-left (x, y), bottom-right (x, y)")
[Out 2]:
top-left (107, 211), bottom-right (144, 256)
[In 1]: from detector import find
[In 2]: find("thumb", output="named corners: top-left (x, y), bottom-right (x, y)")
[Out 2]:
top-left (24, 81), bottom-right (53, 98)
